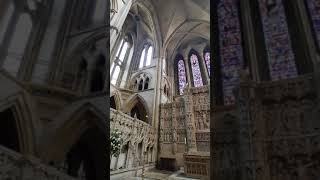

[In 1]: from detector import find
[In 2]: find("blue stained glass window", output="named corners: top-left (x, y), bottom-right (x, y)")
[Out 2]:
top-left (178, 59), bottom-right (187, 95)
top-left (218, 0), bottom-right (244, 105)
top-left (190, 54), bottom-right (204, 87)
top-left (258, 0), bottom-right (297, 80)
top-left (204, 52), bottom-right (210, 75)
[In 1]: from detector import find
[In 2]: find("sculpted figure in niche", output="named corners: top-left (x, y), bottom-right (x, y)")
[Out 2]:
top-left (203, 112), bottom-right (209, 129)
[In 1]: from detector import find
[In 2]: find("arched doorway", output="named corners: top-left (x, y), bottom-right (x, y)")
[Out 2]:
top-left (64, 127), bottom-right (105, 180)
top-left (0, 108), bottom-right (20, 152)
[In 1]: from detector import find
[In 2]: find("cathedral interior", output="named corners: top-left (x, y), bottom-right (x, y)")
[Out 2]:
top-left (1, 0), bottom-right (320, 180)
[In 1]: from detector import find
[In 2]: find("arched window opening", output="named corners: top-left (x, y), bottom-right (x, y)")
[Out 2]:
top-left (131, 73), bottom-right (151, 91)
top-left (177, 56), bottom-right (187, 95)
top-left (130, 101), bottom-right (148, 123)
top-left (0, 108), bottom-right (20, 152)
top-left (218, 0), bottom-right (244, 105)
top-left (189, 51), bottom-right (204, 87)
top-left (203, 47), bottom-right (210, 76)
top-left (164, 85), bottom-right (167, 95)
top-left (144, 77), bottom-right (149, 90)
top-left (111, 36), bottom-right (132, 85)
top-left (139, 45), bottom-right (153, 69)
top-left (133, 80), bottom-right (138, 90)
top-left (138, 80), bottom-right (143, 91)
top-left (146, 46), bottom-right (153, 66)
top-left (91, 54), bottom-right (105, 92)
top-left (139, 48), bottom-right (146, 68)
top-left (110, 96), bottom-right (116, 109)
top-left (257, 0), bottom-right (297, 80)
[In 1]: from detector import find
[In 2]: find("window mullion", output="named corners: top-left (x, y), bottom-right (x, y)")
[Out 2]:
top-left (111, 64), bottom-right (116, 78)
top-left (117, 40), bottom-right (125, 57)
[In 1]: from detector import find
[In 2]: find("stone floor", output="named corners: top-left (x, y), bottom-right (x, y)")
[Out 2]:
top-left (129, 169), bottom-right (201, 180)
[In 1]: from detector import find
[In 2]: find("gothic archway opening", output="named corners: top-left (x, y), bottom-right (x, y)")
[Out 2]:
top-left (130, 100), bottom-right (148, 123)
top-left (65, 127), bottom-right (105, 180)
top-left (144, 77), bottom-right (149, 90)
top-left (0, 108), bottom-right (20, 152)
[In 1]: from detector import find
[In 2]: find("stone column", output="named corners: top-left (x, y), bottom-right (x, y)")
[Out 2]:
top-left (153, 55), bottom-right (163, 166)
top-left (239, 0), bottom-right (261, 82)
top-left (172, 103), bottom-right (177, 154)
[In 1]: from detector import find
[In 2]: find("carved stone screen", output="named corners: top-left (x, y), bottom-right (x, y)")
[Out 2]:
top-left (218, 0), bottom-right (244, 105)
top-left (190, 54), bottom-right (204, 87)
top-left (178, 59), bottom-right (187, 95)
top-left (306, 0), bottom-right (320, 49)
top-left (258, 0), bottom-right (298, 80)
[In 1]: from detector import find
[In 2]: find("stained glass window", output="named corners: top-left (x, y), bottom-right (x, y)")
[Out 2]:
top-left (204, 52), bottom-right (210, 75)
top-left (218, 0), bottom-right (244, 105)
top-left (305, 0), bottom-right (320, 49)
top-left (178, 59), bottom-right (187, 95)
top-left (258, 0), bottom-right (297, 80)
top-left (190, 54), bottom-right (204, 87)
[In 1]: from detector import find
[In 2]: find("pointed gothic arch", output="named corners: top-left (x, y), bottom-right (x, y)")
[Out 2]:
top-left (39, 102), bottom-right (106, 179)
top-left (0, 91), bottom-right (38, 155)
top-left (123, 94), bottom-right (150, 123)
top-left (110, 90), bottom-right (122, 110)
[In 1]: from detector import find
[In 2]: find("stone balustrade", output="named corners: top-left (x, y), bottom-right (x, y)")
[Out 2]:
top-left (110, 108), bottom-right (155, 171)
top-left (0, 145), bottom-right (76, 179)
top-left (110, 108), bottom-right (155, 146)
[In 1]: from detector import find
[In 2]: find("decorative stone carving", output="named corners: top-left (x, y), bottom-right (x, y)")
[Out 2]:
top-left (110, 108), bottom-right (155, 171)
top-left (159, 85), bottom-right (210, 178)
top-left (211, 75), bottom-right (319, 179)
